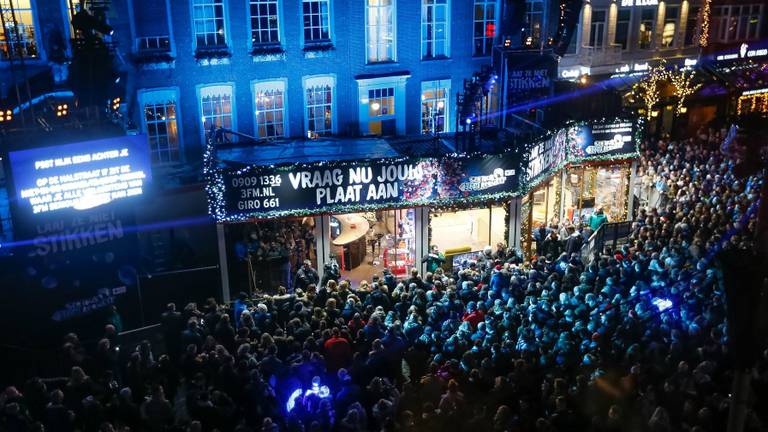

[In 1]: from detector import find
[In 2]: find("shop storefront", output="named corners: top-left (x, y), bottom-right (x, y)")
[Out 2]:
top-left (206, 141), bottom-right (520, 298)
top-left (518, 119), bottom-right (640, 256)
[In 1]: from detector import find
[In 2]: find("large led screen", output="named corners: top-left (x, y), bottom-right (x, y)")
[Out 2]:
top-left (8, 135), bottom-right (152, 216)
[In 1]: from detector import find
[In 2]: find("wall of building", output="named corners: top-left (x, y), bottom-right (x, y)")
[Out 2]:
top-left (108, 0), bottom-right (496, 166)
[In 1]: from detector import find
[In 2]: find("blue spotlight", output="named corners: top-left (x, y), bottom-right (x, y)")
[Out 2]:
top-left (652, 298), bottom-right (673, 312)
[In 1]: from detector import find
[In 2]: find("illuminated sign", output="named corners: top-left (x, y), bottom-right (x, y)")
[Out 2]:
top-left (620, 0), bottom-right (658, 6)
top-left (560, 66), bottom-right (591, 79)
top-left (214, 153), bottom-right (519, 221)
top-left (742, 87), bottom-right (768, 96)
top-left (9, 135), bottom-right (152, 215)
top-left (524, 119), bottom-right (639, 182)
top-left (715, 42), bottom-right (768, 61)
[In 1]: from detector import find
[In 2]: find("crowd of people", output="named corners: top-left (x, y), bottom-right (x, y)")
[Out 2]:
top-left (2, 127), bottom-right (767, 432)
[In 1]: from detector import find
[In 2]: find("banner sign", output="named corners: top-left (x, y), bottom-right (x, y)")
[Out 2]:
top-left (8, 135), bottom-right (152, 216)
top-left (210, 154), bottom-right (518, 221)
top-left (505, 53), bottom-right (557, 103)
top-left (525, 118), bottom-right (639, 183)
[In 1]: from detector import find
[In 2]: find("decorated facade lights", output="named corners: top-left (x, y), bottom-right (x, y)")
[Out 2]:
top-left (632, 60), bottom-right (668, 120)
top-left (667, 66), bottom-right (701, 115)
top-left (699, 0), bottom-right (711, 47)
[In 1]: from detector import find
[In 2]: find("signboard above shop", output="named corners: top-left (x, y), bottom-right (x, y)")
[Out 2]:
top-left (208, 153), bottom-right (519, 222)
top-left (524, 118), bottom-right (639, 183)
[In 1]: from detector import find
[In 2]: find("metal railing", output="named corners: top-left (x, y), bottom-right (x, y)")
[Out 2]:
top-left (579, 44), bottom-right (623, 66)
top-left (581, 221), bottom-right (633, 263)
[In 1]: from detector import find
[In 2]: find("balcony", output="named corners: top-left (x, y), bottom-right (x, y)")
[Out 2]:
top-left (578, 44), bottom-right (623, 67)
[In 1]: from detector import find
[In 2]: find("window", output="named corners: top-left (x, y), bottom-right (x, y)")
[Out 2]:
top-left (422, 0), bottom-right (449, 59)
top-left (588, 10), bottom-right (606, 48)
top-left (254, 81), bottom-right (286, 138)
top-left (661, 6), bottom-right (678, 48)
top-left (683, 6), bottom-right (699, 46)
top-left (200, 85), bottom-right (234, 138)
top-left (249, 0), bottom-right (280, 46)
top-left (368, 87), bottom-right (394, 117)
top-left (421, 81), bottom-right (449, 134)
top-left (141, 90), bottom-right (181, 163)
top-left (305, 77), bottom-right (334, 135)
top-left (366, 0), bottom-right (394, 62)
top-left (133, 0), bottom-right (172, 54)
top-left (525, 0), bottom-right (544, 46)
top-left (473, 0), bottom-right (496, 56)
top-left (714, 4), bottom-right (762, 42)
top-left (0, 0), bottom-right (39, 59)
top-left (192, 0), bottom-right (226, 49)
top-left (638, 9), bottom-right (655, 49)
top-left (615, 9), bottom-right (631, 49)
top-left (303, 0), bottom-right (331, 43)
top-left (366, 87), bottom-right (395, 135)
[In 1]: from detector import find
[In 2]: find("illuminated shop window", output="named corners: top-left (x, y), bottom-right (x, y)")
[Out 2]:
top-left (200, 84), bottom-right (234, 138)
top-left (0, 0), bottom-right (39, 59)
top-left (141, 90), bottom-right (181, 164)
top-left (253, 80), bottom-right (286, 138)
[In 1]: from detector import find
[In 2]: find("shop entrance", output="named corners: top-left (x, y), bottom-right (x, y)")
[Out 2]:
top-left (329, 209), bottom-right (415, 286)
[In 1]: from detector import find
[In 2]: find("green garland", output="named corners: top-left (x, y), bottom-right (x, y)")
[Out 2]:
top-left (204, 117), bottom-right (643, 223)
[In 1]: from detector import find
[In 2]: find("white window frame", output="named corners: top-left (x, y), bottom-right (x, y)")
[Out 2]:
top-left (138, 88), bottom-right (183, 164)
top-left (302, 0), bottom-right (332, 45)
top-left (421, 79), bottom-right (451, 135)
top-left (421, 0), bottom-right (450, 59)
top-left (473, 0), bottom-right (497, 57)
top-left (365, 0), bottom-right (396, 63)
top-left (126, 0), bottom-right (176, 55)
top-left (248, 0), bottom-right (283, 48)
top-left (191, 0), bottom-right (229, 50)
top-left (356, 75), bottom-right (409, 136)
top-left (1, 0), bottom-right (44, 61)
top-left (252, 79), bottom-right (288, 139)
top-left (197, 83), bottom-right (237, 143)
top-left (303, 75), bottom-right (336, 136)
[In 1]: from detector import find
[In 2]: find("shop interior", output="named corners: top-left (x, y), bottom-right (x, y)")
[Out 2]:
top-left (329, 209), bottom-right (415, 285)
top-left (429, 207), bottom-right (507, 253)
top-left (523, 163), bottom-right (631, 255)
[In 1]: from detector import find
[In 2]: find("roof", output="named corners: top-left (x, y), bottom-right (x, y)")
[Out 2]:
top-left (216, 136), bottom-right (405, 168)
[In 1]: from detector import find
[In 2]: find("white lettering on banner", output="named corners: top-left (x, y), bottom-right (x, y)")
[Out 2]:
top-left (716, 43), bottom-right (768, 61)
top-left (620, 0), bottom-right (658, 6)
top-left (459, 169), bottom-right (516, 192)
top-left (227, 158), bottom-right (517, 216)
top-left (19, 147), bottom-right (147, 214)
top-left (508, 69), bottom-right (550, 90)
top-left (31, 220), bottom-right (125, 257)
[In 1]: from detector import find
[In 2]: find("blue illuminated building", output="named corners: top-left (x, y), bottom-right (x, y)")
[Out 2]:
top-left (112, 0), bottom-right (503, 168)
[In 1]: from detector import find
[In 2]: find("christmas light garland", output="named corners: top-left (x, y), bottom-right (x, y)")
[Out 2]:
top-left (204, 117), bottom-right (642, 223)
top-left (699, 0), bottom-right (711, 47)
